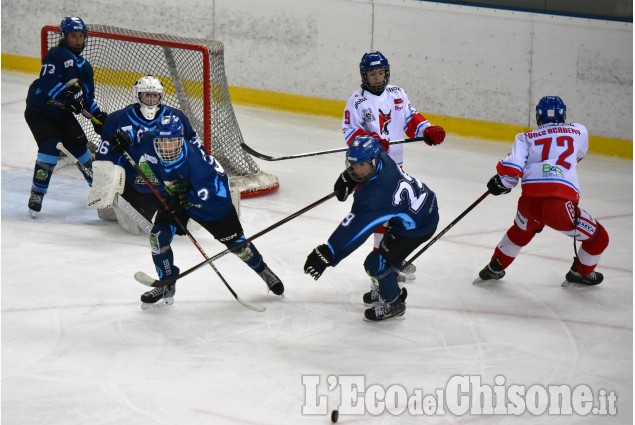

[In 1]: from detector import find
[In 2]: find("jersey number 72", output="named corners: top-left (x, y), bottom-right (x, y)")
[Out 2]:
top-left (534, 136), bottom-right (575, 170)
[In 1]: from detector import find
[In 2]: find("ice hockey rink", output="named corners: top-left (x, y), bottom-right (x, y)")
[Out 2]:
top-left (1, 70), bottom-right (632, 424)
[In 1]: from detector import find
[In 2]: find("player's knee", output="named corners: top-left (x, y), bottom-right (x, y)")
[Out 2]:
top-left (507, 224), bottom-right (536, 246)
top-left (364, 250), bottom-right (390, 278)
top-left (584, 224), bottom-right (609, 255)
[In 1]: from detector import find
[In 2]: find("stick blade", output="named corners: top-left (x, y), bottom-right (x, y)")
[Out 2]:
top-left (237, 297), bottom-right (267, 312)
top-left (134, 271), bottom-right (160, 287)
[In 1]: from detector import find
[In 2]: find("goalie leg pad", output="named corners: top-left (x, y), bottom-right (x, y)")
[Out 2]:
top-left (113, 204), bottom-right (141, 235)
top-left (87, 161), bottom-right (125, 209)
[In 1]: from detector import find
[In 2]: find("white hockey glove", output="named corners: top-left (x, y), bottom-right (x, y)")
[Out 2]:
top-left (87, 161), bottom-right (126, 209)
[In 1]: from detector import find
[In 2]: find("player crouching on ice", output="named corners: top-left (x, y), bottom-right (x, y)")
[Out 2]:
top-left (303, 136), bottom-right (439, 321)
top-left (104, 115), bottom-right (284, 308)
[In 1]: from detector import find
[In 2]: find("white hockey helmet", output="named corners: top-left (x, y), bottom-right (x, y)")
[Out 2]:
top-left (132, 76), bottom-right (164, 120)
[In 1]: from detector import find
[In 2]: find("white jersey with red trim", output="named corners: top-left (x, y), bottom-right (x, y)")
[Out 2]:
top-left (342, 85), bottom-right (429, 166)
top-left (496, 122), bottom-right (589, 203)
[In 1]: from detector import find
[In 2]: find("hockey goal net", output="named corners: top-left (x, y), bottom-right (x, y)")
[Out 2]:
top-left (41, 24), bottom-right (279, 198)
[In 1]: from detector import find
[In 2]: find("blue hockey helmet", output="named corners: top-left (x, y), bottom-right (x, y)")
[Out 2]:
top-left (153, 115), bottom-right (184, 163)
top-left (346, 136), bottom-right (382, 182)
top-left (536, 96), bottom-right (567, 126)
top-left (59, 17), bottom-right (87, 54)
top-left (359, 51), bottom-right (390, 95)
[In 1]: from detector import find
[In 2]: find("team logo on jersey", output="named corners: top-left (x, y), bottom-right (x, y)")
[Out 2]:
top-left (362, 108), bottom-right (375, 123)
top-left (63, 59), bottom-right (74, 68)
top-left (394, 98), bottom-right (403, 104)
top-left (136, 159), bottom-right (161, 186)
top-left (379, 109), bottom-right (391, 135)
top-left (542, 164), bottom-right (564, 177)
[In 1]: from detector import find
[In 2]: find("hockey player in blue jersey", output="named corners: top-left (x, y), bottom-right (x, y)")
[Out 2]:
top-left (25, 16), bottom-right (108, 216)
top-left (304, 136), bottom-right (439, 321)
top-left (115, 115), bottom-right (284, 308)
top-left (92, 76), bottom-right (199, 231)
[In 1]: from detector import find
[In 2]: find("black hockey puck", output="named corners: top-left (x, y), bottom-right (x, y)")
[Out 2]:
top-left (331, 409), bottom-right (339, 423)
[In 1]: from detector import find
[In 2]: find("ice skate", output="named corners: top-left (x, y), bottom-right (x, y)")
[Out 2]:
top-left (399, 263), bottom-right (416, 281)
top-left (363, 286), bottom-right (407, 307)
top-left (562, 259), bottom-right (604, 287)
top-left (363, 295), bottom-right (406, 322)
top-left (28, 190), bottom-right (44, 217)
top-left (473, 260), bottom-right (505, 284)
top-left (258, 264), bottom-right (284, 296)
top-left (140, 283), bottom-right (176, 310)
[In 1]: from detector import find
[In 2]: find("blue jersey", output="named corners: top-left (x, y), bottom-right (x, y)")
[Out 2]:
top-left (96, 105), bottom-right (199, 195)
top-left (137, 131), bottom-right (233, 222)
top-left (26, 44), bottom-right (100, 117)
top-left (327, 150), bottom-right (438, 265)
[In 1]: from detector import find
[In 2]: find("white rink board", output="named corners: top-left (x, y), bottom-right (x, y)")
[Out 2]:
top-left (1, 0), bottom-right (631, 139)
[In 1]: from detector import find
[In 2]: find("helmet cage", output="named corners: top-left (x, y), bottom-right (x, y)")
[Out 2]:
top-left (133, 76), bottom-right (164, 120)
top-left (154, 136), bottom-right (184, 163)
top-left (153, 115), bottom-right (184, 163)
top-left (345, 136), bottom-right (382, 182)
top-left (359, 52), bottom-right (390, 95)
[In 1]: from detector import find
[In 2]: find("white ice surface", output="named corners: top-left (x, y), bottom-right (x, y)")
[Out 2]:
top-left (2, 71), bottom-right (632, 424)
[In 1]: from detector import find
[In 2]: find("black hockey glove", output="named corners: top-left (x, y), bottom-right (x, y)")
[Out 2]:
top-left (166, 195), bottom-right (189, 236)
top-left (487, 174), bottom-right (512, 196)
top-left (109, 130), bottom-right (132, 156)
top-left (63, 84), bottom-right (85, 114)
top-left (304, 244), bottom-right (334, 280)
top-left (333, 170), bottom-right (357, 202)
top-left (91, 110), bottom-right (108, 135)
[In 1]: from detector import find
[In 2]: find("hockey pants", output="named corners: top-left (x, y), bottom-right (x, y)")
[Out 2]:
top-left (491, 195), bottom-right (609, 275)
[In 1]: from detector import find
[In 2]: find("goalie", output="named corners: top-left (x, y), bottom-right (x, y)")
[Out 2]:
top-left (89, 76), bottom-right (202, 233)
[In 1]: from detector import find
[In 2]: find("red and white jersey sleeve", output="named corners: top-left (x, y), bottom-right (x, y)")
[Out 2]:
top-left (496, 122), bottom-right (589, 203)
top-left (342, 85), bottom-right (430, 166)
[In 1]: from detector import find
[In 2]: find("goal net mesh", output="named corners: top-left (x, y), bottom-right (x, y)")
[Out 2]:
top-left (42, 24), bottom-right (279, 198)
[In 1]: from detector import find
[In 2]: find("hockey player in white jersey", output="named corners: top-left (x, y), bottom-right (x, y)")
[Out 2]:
top-left (477, 96), bottom-right (609, 286)
top-left (342, 51), bottom-right (446, 280)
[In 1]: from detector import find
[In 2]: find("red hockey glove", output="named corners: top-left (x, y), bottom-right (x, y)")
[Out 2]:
top-left (423, 125), bottom-right (445, 146)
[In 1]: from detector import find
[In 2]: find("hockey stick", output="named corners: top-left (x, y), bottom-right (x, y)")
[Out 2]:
top-left (241, 137), bottom-right (426, 161)
top-left (134, 191), bottom-right (337, 287)
top-left (115, 147), bottom-right (266, 312)
top-left (55, 142), bottom-right (153, 233)
top-left (82, 110), bottom-right (264, 310)
top-left (402, 190), bottom-right (490, 268)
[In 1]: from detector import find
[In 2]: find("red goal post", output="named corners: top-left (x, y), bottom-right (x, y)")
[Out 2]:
top-left (41, 24), bottom-right (279, 198)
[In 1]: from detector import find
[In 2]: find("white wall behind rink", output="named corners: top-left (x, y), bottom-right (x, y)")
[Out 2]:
top-left (2, 0), bottom-right (632, 140)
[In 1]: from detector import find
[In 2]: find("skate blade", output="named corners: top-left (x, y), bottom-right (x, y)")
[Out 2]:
top-left (472, 277), bottom-right (484, 285)
top-left (561, 280), bottom-right (600, 288)
top-left (363, 313), bottom-right (406, 322)
top-left (28, 209), bottom-right (39, 218)
top-left (141, 297), bottom-right (174, 310)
